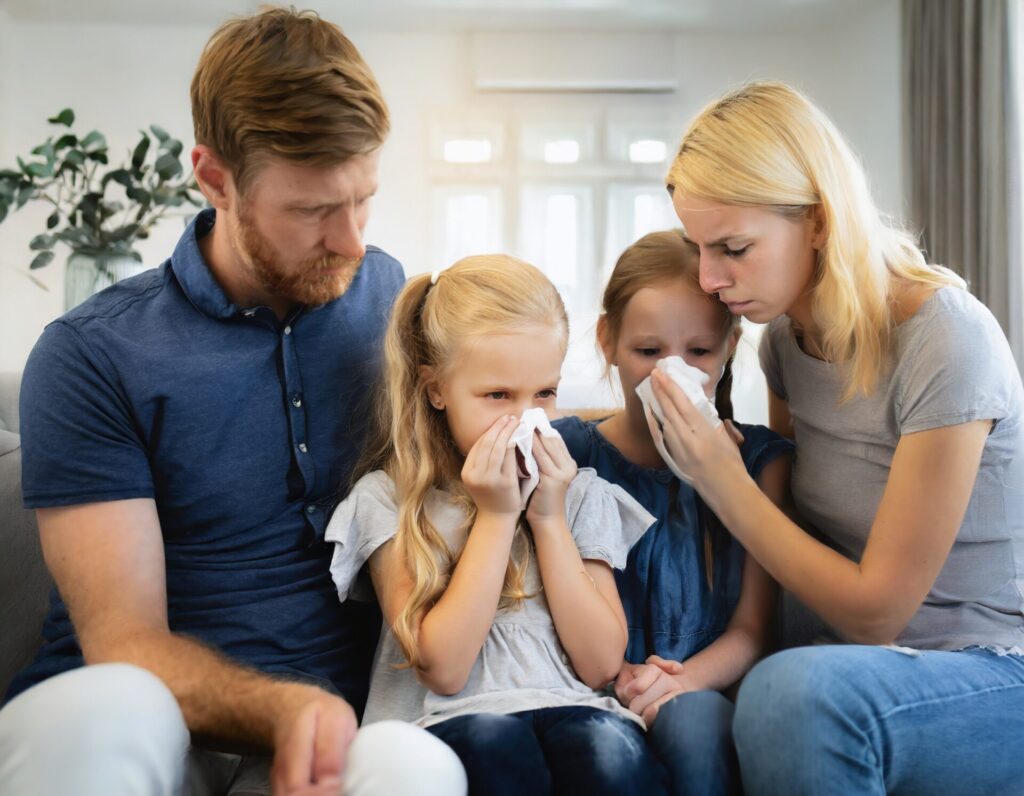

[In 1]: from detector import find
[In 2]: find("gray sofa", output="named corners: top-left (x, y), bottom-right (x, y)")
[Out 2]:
top-left (0, 372), bottom-right (51, 698)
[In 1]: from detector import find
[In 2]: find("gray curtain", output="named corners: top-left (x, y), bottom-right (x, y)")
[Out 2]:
top-left (903, 0), bottom-right (1022, 371)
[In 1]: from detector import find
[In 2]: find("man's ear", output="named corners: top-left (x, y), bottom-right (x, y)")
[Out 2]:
top-left (596, 315), bottom-right (616, 366)
top-left (191, 145), bottom-right (234, 211)
top-left (810, 204), bottom-right (828, 250)
top-left (419, 365), bottom-right (445, 410)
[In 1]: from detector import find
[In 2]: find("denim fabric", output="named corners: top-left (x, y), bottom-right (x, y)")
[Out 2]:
top-left (649, 690), bottom-right (740, 796)
top-left (427, 706), bottom-right (668, 796)
top-left (734, 645), bottom-right (1024, 795)
top-left (553, 416), bottom-right (792, 664)
top-left (10, 208), bottom-right (404, 709)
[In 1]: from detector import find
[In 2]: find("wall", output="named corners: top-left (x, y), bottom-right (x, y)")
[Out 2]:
top-left (0, 3), bottom-right (903, 420)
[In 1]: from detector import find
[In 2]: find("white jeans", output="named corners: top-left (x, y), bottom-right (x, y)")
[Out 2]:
top-left (0, 664), bottom-right (466, 796)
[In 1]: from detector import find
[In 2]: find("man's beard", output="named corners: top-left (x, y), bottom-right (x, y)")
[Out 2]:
top-left (235, 207), bottom-right (363, 307)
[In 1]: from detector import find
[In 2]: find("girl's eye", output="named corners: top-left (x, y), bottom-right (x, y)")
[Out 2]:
top-left (536, 389), bottom-right (557, 400)
top-left (690, 348), bottom-right (711, 357)
top-left (637, 348), bottom-right (660, 357)
top-left (725, 245), bottom-right (750, 258)
top-left (485, 391), bottom-right (509, 400)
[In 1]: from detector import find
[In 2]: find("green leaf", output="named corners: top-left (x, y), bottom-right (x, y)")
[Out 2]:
top-left (0, 203), bottom-right (7, 224)
top-left (149, 124), bottom-right (169, 142)
top-left (80, 130), bottom-right (107, 153)
top-left (30, 233), bottom-right (57, 250)
top-left (154, 152), bottom-right (183, 180)
top-left (102, 168), bottom-right (134, 189)
top-left (31, 142), bottom-right (57, 163)
top-left (0, 169), bottom-right (21, 180)
top-left (47, 211), bottom-right (60, 229)
top-left (107, 223), bottom-right (140, 242)
top-left (86, 152), bottom-right (109, 165)
top-left (25, 161), bottom-right (53, 179)
top-left (54, 133), bottom-right (78, 150)
top-left (16, 182), bottom-right (35, 208)
top-left (159, 138), bottom-right (184, 158)
top-left (30, 250), bottom-right (56, 270)
top-left (64, 149), bottom-right (87, 167)
top-left (48, 108), bottom-right (75, 127)
top-left (131, 135), bottom-right (151, 171)
top-left (126, 186), bottom-right (151, 206)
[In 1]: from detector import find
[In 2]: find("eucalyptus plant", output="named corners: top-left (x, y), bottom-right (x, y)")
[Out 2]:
top-left (0, 108), bottom-right (205, 278)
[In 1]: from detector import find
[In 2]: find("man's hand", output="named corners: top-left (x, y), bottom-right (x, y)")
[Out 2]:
top-left (271, 685), bottom-right (358, 796)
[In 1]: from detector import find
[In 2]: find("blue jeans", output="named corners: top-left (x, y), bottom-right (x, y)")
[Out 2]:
top-left (733, 645), bottom-right (1024, 795)
top-left (427, 706), bottom-right (669, 796)
top-left (649, 690), bottom-right (740, 796)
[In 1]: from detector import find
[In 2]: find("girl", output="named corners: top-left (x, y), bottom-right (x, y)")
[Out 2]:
top-left (554, 230), bottom-right (793, 796)
top-left (325, 255), bottom-right (669, 796)
top-left (654, 81), bottom-right (1024, 795)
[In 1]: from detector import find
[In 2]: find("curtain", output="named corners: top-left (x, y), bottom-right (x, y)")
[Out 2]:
top-left (903, 0), bottom-right (1022, 371)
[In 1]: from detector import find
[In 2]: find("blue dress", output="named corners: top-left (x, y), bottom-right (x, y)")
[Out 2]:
top-left (553, 416), bottom-right (793, 664)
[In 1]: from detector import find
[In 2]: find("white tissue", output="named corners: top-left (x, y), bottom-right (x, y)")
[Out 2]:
top-left (635, 356), bottom-right (721, 485)
top-left (509, 407), bottom-right (560, 509)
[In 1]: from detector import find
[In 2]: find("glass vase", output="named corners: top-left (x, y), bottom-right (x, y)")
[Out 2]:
top-left (64, 251), bottom-right (146, 311)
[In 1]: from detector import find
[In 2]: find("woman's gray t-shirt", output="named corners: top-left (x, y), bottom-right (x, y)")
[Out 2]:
top-left (325, 468), bottom-right (654, 727)
top-left (760, 286), bottom-right (1024, 652)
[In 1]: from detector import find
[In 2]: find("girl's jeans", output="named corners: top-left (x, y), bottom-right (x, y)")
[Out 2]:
top-left (734, 644), bottom-right (1024, 795)
top-left (427, 705), bottom-right (669, 796)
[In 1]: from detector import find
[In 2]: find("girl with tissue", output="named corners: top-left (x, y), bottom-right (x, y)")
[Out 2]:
top-left (325, 255), bottom-right (669, 796)
top-left (656, 81), bottom-right (1024, 795)
top-left (554, 230), bottom-right (794, 796)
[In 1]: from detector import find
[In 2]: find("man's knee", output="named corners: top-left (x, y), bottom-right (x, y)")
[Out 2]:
top-left (0, 663), bottom-right (188, 795)
top-left (345, 720), bottom-right (466, 796)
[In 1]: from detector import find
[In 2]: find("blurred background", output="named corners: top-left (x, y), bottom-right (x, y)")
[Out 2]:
top-left (0, 0), bottom-right (1020, 421)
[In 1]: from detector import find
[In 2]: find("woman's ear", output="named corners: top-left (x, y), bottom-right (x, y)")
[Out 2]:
top-left (810, 204), bottom-right (828, 250)
top-left (419, 365), bottom-right (445, 410)
top-left (596, 315), bottom-right (616, 366)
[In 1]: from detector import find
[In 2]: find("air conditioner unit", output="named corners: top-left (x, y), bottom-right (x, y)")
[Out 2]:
top-left (472, 32), bottom-right (678, 94)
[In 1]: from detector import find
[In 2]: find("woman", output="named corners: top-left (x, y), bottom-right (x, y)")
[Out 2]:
top-left (651, 81), bottom-right (1024, 795)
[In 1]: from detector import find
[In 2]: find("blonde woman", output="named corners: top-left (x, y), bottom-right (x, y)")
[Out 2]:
top-left (325, 256), bottom-right (669, 796)
top-left (650, 81), bottom-right (1024, 794)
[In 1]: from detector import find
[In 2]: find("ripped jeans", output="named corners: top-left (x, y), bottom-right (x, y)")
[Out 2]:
top-left (426, 705), bottom-right (669, 796)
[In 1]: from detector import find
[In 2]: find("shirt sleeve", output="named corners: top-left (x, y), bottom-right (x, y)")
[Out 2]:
top-left (895, 294), bottom-right (1016, 435)
top-left (20, 320), bottom-right (154, 508)
top-left (736, 423), bottom-right (795, 482)
top-left (325, 470), bottom-right (401, 602)
top-left (563, 468), bottom-right (655, 569)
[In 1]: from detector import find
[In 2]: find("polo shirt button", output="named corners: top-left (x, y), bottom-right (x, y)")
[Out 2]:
top-left (306, 504), bottom-right (316, 515)
top-left (297, 442), bottom-right (308, 453)
top-left (284, 325), bottom-right (292, 335)
top-left (291, 396), bottom-right (302, 408)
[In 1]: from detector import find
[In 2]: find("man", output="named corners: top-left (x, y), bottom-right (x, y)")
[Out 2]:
top-left (0, 8), bottom-right (465, 795)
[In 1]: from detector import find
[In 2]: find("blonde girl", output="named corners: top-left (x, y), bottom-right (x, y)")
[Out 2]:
top-left (655, 81), bottom-right (1024, 795)
top-left (326, 255), bottom-right (669, 796)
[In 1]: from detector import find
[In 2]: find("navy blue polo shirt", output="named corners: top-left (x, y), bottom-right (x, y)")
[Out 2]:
top-left (9, 208), bottom-right (404, 711)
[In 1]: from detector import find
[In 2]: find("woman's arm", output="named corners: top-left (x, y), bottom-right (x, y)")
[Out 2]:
top-left (651, 369), bottom-right (990, 645)
top-left (529, 432), bottom-right (629, 689)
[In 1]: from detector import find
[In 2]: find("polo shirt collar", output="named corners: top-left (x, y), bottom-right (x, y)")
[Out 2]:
top-left (170, 208), bottom-right (241, 320)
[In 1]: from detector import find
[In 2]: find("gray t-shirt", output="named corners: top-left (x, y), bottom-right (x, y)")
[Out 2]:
top-left (326, 468), bottom-right (655, 728)
top-left (760, 286), bottom-right (1024, 652)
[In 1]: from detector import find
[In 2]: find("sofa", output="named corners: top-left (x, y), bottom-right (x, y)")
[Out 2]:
top-left (0, 371), bottom-right (51, 698)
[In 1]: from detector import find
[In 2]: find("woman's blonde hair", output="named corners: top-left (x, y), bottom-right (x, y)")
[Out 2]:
top-left (666, 81), bottom-right (964, 399)
top-left (354, 255), bottom-right (569, 667)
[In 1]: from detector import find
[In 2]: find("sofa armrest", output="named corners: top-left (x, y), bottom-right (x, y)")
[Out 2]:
top-left (0, 430), bottom-right (51, 697)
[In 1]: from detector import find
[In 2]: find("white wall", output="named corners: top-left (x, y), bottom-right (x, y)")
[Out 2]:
top-left (0, 2), bottom-right (903, 406)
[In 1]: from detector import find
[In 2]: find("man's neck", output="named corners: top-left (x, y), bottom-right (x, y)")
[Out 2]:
top-left (198, 215), bottom-right (290, 319)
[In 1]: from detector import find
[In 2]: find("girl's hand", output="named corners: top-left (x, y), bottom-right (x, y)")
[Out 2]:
top-left (462, 415), bottom-right (521, 517)
top-left (525, 430), bottom-right (578, 526)
top-left (615, 656), bottom-right (694, 727)
top-left (649, 369), bottom-right (745, 495)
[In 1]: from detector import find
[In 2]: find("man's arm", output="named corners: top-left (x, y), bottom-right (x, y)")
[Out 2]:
top-left (38, 498), bottom-right (355, 792)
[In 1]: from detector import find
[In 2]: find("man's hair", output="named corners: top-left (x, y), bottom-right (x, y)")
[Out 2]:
top-left (191, 6), bottom-right (390, 193)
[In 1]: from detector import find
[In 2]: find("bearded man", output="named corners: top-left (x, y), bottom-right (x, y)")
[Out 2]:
top-left (0, 8), bottom-right (465, 796)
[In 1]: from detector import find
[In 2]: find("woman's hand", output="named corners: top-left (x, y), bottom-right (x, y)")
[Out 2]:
top-left (462, 415), bottom-right (522, 517)
top-left (525, 430), bottom-right (578, 527)
top-left (649, 369), bottom-right (745, 497)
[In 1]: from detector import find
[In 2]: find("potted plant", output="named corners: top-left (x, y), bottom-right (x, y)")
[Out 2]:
top-left (0, 108), bottom-right (205, 310)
